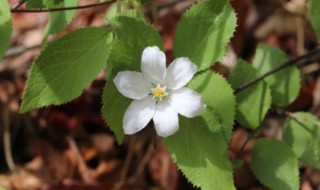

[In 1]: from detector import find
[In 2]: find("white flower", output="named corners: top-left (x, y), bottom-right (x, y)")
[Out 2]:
top-left (113, 46), bottom-right (206, 137)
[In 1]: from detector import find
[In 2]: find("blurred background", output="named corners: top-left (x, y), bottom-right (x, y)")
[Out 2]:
top-left (1, 0), bottom-right (320, 189)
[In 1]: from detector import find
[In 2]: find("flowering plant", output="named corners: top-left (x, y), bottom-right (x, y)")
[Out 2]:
top-left (113, 46), bottom-right (205, 137)
top-left (1, 0), bottom-right (319, 189)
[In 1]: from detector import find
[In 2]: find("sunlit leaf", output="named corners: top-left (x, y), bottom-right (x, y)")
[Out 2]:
top-left (228, 60), bottom-right (272, 129)
top-left (164, 109), bottom-right (235, 190)
top-left (21, 28), bottom-right (113, 112)
top-left (252, 44), bottom-right (300, 107)
top-left (105, 2), bottom-right (143, 24)
top-left (283, 112), bottom-right (320, 169)
top-left (188, 70), bottom-right (235, 142)
top-left (308, 0), bottom-right (320, 42)
top-left (108, 16), bottom-right (163, 74)
top-left (251, 138), bottom-right (299, 190)
top-left (102, 78), bottom-right (130, 143)
top-left (0, 0), bottom-right (12, 60)
top-left (174, 0), bottom-right (237, 70)
top-left (44, 0), bottom-right (79, 36)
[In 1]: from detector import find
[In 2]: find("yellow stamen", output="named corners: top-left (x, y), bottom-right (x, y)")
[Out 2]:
top-left (152, 85), bottom-right (167, 100)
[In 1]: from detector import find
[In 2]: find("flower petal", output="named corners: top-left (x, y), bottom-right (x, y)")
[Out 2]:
top-left (123, 96), bottom-right (156, 135)
top-left (113, 71), bottom-right (152, 100)
top-left (153, 100), bottom-right (179, 137)
top-left (164, 58), bottom-right (197, 90)
top-left (141, 46), bottom-right (166, 84)
top-left (168, 87), bottom-right (206, 118)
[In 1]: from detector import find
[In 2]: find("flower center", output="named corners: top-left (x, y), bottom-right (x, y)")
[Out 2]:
top-left (151, 84), bottom-right (168, 101)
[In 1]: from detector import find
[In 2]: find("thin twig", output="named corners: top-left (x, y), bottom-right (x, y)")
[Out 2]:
top-left (114, 136), bottom-right (137, 189)
top-left (4, 0), bottom-right (189, 59)
top-left (11, 0), bottom-right (116, 13)
top-left (284, 111), bottom-right (320, 128)
top-left (233, 48), bottom-right (320, 159)
top-left (3, 104), bottom-right (16, 170)
top-left (120, 136), bottom-right (136, 180)
top-left (67, 136), bottom-right (95, 183)
top-left (133, 141), bottom-right (154, 178)
top-left (234, 47), bottom-right (320, 94)
top-left (234, 135), bottom-right (250, 160)
top-left (155, 0), bottom-right (195, 9)
top-left (4, 44), bottom-right (41, 58)
top-left (12, 0), bottom-right (27, 10)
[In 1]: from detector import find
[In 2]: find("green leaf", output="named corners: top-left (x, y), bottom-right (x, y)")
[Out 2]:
top-left (141, 0), bottom-right (151, 4)
top-left (102, 16), bottom-right (163, 143)
top-left (20, 27), bottom-right (113, 113)
top-left (101, 78), bottom-right (130, 144)
top-left (109, 16), bottom-right (163, 74)
top-left (188, 70), bottom-right (235, 142)
top-left (105, 2), bottom-right (130, 21)
top-left (232, 159), bottom-right (244, 169)
top-left (44, 0), bottom-right (79, 36)
top-left (105, 2), bottom-right (143, 24)
top-left (26, 0), bottom-right (46, 8)
top-left (0, 0), bottom-right (12, 60)
top-left (121, 9), bottom-right (143, 20)
top-left (308, 0), bottom-right (320, 42)
top-left (252, 44), bottom-right (300, 107)
top-left (43, 0), bottom-right (63, 7)
top-left (283, 112), bottom-right (320, 169)
top-left (27, 0), bottom-right (78, 35)
top-left (228, 60), bottom-right (272, 129)
top-left (251, 138), bottom-right (299, 190)
top-left (174, 0), bottom-right (237, 71)
top-left (26, 0), bottom-right (62, 8)
top-left (164, 109), bottom-right (235, 190)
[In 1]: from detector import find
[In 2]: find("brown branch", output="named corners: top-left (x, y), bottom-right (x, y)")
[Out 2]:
top-left (133, 141), bottom-right (154, 178)
top-left (12, 0), bottom-right (27, 10)
top-left (234, 135), bottom-right (250, 160)
top-left (284, 111), bottom-right (320, 128)
top-left (234, 47), bottom-right (320, 94)
top-left (67, 136), bottom-right (95, 183)
top-left (4, 44), bottom-right (41, 58)
top-left (121, 136), bottom-right (136, 179)
top-left (11, 0), bottom-right (116, 13)
top-left (115, 136), bottom-right (137, 190)
top-left (4, 0), bottom-right (190, 58)
top-left (233, 48), bottom-right (320, 159)
top-left (2, 104), bottom-right (16, 170)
